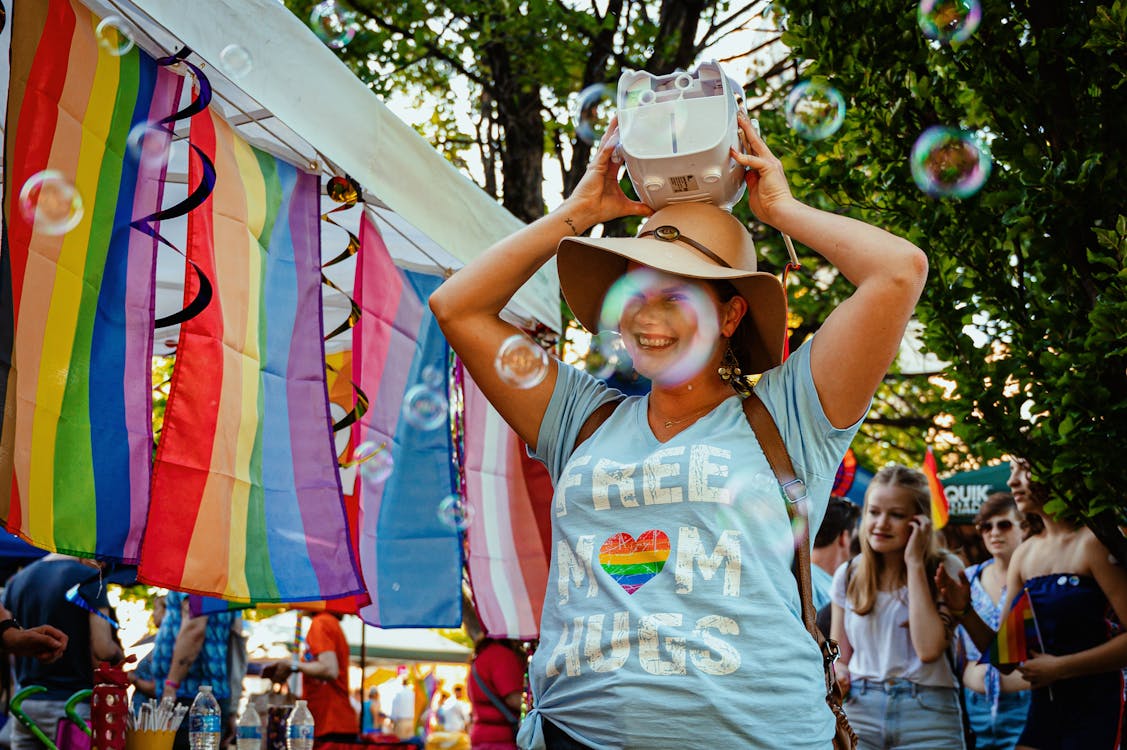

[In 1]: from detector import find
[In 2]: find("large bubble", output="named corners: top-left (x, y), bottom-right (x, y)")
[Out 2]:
top-left (437, 493), bottom-right (475, 532)
top-left (918, 0), bottom-right (982, 44)
top-left (584, 331), bottom-right (631, 380)
top-left (310, 0), bottom-right (361, 49)
top-left (573, 83), bottom-right (615, 144)
top-left (19, 171), bottom-right (84, 235)
top-left (95, 16), bottom-right (134, 57)
top-left (495, 335), bottom-right (550, 389)
top-left (126, 122), bottom-right (181, 169)
top-left (601, 268), bottom-right (719, 387)
top-left (785, 81), bottom-right (846, 141)
top-left (219, 44), bottom-right (254, 78)
top-left (402, 385), bottom-right (448, 431)
top-left (910, 126), bottom-right (991, 198)
top-left (352, 441), bottom-right (394, 485)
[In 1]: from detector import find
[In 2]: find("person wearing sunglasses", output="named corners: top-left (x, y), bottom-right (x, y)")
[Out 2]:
top-left (957, 493), bottom-right (1031, 749)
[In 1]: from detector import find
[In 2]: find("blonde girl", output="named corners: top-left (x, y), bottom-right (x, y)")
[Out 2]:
top-left (831, 464), bottom-right (966, 750)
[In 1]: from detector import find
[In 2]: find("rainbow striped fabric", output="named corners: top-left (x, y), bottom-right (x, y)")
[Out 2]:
top-left (983, 588), bottom-right (1042, 668)
top-left (352, 211), bottom-right (461, 627)
top-left (0, 0), bottom-right (182, 561)
top-left (924, 446), bottom-right (949, 529)
top-left (599, 529), bottom-right (671, 594)
top-left (138, 109), bottom-right (362, 603)
top-left (462, 373), bottom-right (553, 638)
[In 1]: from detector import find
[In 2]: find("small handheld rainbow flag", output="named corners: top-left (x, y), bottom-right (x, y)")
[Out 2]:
top-left (982, 588), bottom-right (1043, 668)
top-left (924, 447), bottom-right (949, 529)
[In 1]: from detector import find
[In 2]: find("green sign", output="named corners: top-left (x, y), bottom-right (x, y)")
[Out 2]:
top-left (942, 463), bottom-right (1012, 519)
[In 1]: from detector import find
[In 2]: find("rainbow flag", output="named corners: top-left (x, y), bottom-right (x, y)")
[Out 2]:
top-left (462, 372), bottom-right (553, 638)
top-left (983, 588), bottom-right (1043, 668)
top-left (138, 109), bottom-right (363, 603)
top-left (924, 446), bottom-right (949, 529)
top-left (353, 210), bottom-right (460, 627)
top-left (0, 0), bottom-right (183, 561)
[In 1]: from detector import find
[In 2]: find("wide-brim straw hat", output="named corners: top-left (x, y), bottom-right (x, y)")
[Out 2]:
top-left (557, 202), bottom-right (787, 374)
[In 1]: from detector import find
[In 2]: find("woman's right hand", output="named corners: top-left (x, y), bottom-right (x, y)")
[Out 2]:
top-left (935, 562), bottom-right (972, 616)
top-left (561, 119), bottom-right (653, 229)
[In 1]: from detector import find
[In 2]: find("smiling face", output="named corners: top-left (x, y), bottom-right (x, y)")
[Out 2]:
top-left (613, 266), bottom-right (730, 385)
top-left (862, 483), bottom-right (920, 556)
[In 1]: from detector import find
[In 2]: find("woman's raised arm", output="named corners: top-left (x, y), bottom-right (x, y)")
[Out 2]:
top-left (429, 123), bottom-right (651, 449)
top-left (730, 116), bottom-right (929, 429)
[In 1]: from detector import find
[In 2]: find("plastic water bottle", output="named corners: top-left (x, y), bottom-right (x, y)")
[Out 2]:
top-left (188, 685), bottom-right (222, 750)
top-left (286, 700), bottom-right (315, 750)
top-left (236, 704), bottom-right (262, 750)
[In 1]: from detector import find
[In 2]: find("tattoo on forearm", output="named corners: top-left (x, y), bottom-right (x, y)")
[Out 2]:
top-left (564, 217), bottom-right (578, 236)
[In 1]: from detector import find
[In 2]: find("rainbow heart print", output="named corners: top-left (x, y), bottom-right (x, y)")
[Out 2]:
top-left (599, 530), bottom-right (670, 594)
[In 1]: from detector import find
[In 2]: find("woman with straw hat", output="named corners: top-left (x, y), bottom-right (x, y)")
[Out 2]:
top-left (430, 114), bottom-right (928, 750)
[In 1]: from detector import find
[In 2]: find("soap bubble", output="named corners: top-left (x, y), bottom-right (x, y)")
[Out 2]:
top-left (310, 0), bottom-right (361, 49)
top-left (918, 0), bottom-right (982, 44)
top-left (910, 126), bottom-right (992, 198)
top-left (421, 364), bottom-right (445, 389)
top-left (95, 16), bottom-right (134, 57)
top-left (598, 268), bottom-right (717, 388)
top-left (785, 81), bottom-right (846, 140)
top-left (352, 441), bottom-right (394, 485)
top-left (220, 44), bottom-right (254, 78)
top-left (585, 331), bottom-right (630, 380)
top-left (437, 493), bottom-right (474, 532)
top-left (126, 122), bottom-right (180, 169)
top-left (495, 335), bottom-right (550, 389)
top-left (402, 385), bottom-right (448, 431)
top-left (19, 171), bottom-right (84, 235)
top-left (574, 83), bottom-right (615, 144)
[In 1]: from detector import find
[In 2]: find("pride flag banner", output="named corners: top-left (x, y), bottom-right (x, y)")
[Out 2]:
top-left (0, 0), bottom-right (182, 560)
top-left (139, 110), bottom-right (362, 603)
top-left (924, 446), bottom-right (949, 529)
top-left (353, 210), bottom-right (460, 627)
top-left (462, 372), bottom-right (552, 638)
top-left (983, 588), bottom-right (1043, 668)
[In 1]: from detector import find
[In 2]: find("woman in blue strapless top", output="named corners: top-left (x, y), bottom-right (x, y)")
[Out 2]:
top-left (941, 459), bottom-right (1127, 750)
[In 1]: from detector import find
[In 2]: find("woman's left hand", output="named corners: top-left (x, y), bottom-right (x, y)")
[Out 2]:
top-left (1016, 651), bottom-right (1068, 688)
top-left (730, 114), bottom-right (796, 227)
top-left (904, 514), bottom-right (932, 568)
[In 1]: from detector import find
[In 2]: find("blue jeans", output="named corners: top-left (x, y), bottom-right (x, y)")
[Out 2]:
top-left (963, 689), bottom-right (1029, 750)
top-left (845, 678), bottom-right (966, 750)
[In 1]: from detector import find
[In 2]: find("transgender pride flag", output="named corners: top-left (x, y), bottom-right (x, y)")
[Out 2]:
top-left (353, 211), bottom-right (461, 627)
top-left (462, 372), bottom-right (553, 639)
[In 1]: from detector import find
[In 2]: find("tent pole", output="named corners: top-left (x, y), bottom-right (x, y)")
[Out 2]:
top-left (358, 619), bottom-right (366, 736)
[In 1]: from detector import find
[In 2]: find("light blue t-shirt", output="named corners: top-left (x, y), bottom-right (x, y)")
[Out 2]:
top-left (811, 564), bottom-right (834, 612)
top-left (519, 339), bottom-right (862, 750)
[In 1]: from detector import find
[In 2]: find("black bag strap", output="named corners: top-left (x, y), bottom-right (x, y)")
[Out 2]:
top-left (471, 663), bottom-right (519, 727)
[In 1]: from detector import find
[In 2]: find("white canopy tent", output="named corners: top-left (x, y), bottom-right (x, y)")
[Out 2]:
top-left (1, 0), bottom-right (561, 350)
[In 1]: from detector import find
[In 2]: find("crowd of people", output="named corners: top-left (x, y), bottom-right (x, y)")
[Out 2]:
top-left (0, 73), bottom-right (1123, 750)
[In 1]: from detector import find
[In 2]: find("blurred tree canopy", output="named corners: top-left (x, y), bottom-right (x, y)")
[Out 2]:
top-left (774, 0), bottom-right (1127, 548)
top-left (288, 2), bottom-right (1126, 546)
top-left (290, 0), bottom-right (767, 221)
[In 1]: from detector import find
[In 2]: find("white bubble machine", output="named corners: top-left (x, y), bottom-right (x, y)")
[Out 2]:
top-left (616, 60), bottom-right (746, 211)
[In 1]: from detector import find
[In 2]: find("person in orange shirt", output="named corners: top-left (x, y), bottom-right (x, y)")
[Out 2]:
top-left (267, 613), bottom-right (357, 749)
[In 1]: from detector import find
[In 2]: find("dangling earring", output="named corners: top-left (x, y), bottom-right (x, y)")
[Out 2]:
top-left (718, 345), bottom-right (752, 397)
